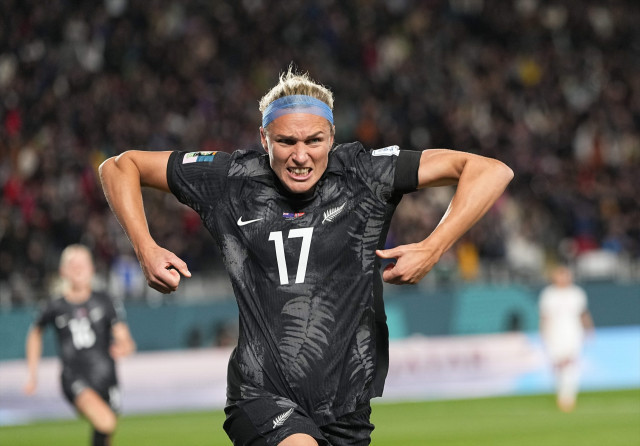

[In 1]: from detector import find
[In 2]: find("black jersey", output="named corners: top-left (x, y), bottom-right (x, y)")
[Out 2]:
top-left (35, 292), bottom-right (124, 389)
top-left (167, 142), bottom-right (421, 424)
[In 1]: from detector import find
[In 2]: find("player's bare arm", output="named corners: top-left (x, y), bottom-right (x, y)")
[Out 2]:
top-left (23, 326), bottom-right (43, 395)
top-left (109, 322), bottom-right (137, 359)
top-left (581, 310), bottom-right (595, 336)
top-left (99, 151), bottom-right (191, 293)
top-left (377, 149), bottom-right (513, 284)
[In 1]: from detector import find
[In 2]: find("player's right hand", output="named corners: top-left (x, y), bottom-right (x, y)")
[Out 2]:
top-left (138, 244), bottom-right (191, 293)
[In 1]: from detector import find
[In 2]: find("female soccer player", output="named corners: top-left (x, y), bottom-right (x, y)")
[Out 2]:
top-left (24, 244), bottom-right (136, 446)
top-left (539, 265), bottom-right (594, 412)
top-left (99, 68), bottom-right (513, 445)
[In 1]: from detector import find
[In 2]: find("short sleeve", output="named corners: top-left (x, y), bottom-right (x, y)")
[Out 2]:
top-left (166, 150), bottom-right (232, 213)
top-left (109, 295), bottom-right (127, 325)
top-left (539, 289), bottom-right (550, 313)
top-left (577, 288), bottom-right (588, 312)
top-left (34, 300), bottom-right (55, 328)
top-left (394, 150), bottom-right (422, 192)
top-left (352, 144), bottom-right (421, 203)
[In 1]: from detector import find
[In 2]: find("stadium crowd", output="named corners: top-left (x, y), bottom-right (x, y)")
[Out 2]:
top-left (0, 0), bottom-right (638, 307)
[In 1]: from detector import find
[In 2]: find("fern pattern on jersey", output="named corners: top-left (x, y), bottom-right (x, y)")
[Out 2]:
top-left (279, 294), bottom-right (335, 381)
top-left (221, 234), bottom-right (249, 287)
top-left (348, 194), bottom-right (385, 272)
top-left (239, 340), bottom-right (265, 388)
top-left (348, 323), bottom-right (375, 390)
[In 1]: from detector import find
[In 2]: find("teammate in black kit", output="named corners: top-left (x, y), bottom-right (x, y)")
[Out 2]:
top-left (99, 68), bottom-right (513, 445)
top-left (24, 244), bottom-right (136, 446)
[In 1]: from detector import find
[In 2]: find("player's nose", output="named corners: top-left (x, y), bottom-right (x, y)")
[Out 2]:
top-left (291, 143), bottom-right (309, 163)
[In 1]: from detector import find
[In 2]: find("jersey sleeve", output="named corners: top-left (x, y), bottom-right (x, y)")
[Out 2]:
top-left (166, 150), bottom-right (232, 213)
top-left (538, 289), bottom-right (551, 314)
top-left (110, 295), bottom-right (127, 325)
top-left (34, 300), bottom-right (56, 328)
top-left (352, 144), bottom-right (422, 203)
top-left (577, 288), bottom-right (588, 312)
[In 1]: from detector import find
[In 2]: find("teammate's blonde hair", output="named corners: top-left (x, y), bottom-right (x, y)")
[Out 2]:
top-left (259, 65), bottom-right (334, 113)
top-left (59, 244), bottom-right (93, 269)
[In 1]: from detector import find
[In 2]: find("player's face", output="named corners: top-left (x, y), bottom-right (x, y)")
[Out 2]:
top-left (552, 267), bottom-right (572, 287)
top-left (60, 250), bottom-right (95, 289)
top-left (261, 113), bottom-right (334, 195)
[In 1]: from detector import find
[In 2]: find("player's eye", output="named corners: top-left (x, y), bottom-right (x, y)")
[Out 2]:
top-left (278, 138), bottom-right (296, 145)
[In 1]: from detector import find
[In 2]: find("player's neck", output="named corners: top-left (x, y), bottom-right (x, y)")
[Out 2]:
top-left (273, 174), bottom-right (317, 201)
top-left (64, 286), bottom-right (92, 303)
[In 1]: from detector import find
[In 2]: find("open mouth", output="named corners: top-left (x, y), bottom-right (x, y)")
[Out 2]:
top-left (287, 167), bottom-right (312, 178)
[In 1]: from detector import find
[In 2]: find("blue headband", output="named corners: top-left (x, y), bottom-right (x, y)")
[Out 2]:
top-left (262, 95), bottom-right (334, 128)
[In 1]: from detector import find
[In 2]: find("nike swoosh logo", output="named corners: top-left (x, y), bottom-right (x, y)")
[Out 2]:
top-left (237, 216), bottom-right (263, 226)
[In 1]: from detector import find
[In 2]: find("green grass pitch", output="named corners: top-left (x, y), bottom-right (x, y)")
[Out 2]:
top-left (1, 389), bottom-right (638, 445)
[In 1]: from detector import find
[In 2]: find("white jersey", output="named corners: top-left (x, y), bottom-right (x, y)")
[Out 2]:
top-left (539, 284), bottom-right (588, 360)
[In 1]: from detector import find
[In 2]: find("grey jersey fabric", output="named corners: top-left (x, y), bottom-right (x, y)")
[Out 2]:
top-left (167, 142), bottom-right (420, 425)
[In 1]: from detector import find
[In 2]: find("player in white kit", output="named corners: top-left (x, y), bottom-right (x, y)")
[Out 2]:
top-left (539, 266), bottom-right (594, 412)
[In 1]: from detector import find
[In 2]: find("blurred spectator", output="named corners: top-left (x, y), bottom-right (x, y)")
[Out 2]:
top-left (456, 236), bottom-right (480, 282)
top-left (0, 0), bottom-right (638, 305)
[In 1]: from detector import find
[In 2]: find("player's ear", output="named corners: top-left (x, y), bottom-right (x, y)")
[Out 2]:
top-left (260, 127), bottom-right (269, 153)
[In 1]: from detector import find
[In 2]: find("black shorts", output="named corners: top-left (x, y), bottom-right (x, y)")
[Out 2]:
top-left (61, 369), bottom-right (120, 413)
top-left (223, 396), bottom-right (374, 446)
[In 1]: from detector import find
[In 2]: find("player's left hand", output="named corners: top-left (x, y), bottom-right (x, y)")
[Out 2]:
top-left (110, 342), bottom-right (133, 359)
top-left (376, 242), bottom-right (440, 285)
top-left (23, 376), bottom-right (37, 395)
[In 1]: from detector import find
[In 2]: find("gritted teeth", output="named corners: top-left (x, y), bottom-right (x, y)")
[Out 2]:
top-left (289, 167), bottom-right (311, 175)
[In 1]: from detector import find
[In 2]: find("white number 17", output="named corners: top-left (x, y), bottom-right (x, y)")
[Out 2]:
top-left (268, 227), bottom-right (314, 285)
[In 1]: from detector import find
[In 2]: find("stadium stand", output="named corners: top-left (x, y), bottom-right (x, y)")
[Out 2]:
top-left (0, 0), bottom-right (638, 306)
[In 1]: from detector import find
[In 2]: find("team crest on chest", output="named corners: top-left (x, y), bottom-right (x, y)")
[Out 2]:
top-left (322, 202), bottom-right (346, 224)
top-left (90, 307), bottom-right (104, 322)
top-left (55, 315), bottom-right (69, 328)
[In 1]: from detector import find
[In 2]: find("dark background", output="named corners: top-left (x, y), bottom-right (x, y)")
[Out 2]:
top-left (0, 0), bottom-right (638, 307)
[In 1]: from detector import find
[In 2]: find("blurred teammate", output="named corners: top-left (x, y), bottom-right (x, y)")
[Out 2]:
top-left (24, 244), bottom-right (136, 446)
top-left (539, 265), bottom-right (594, 412)
top-left (99, 67), bottom-right (513, 445)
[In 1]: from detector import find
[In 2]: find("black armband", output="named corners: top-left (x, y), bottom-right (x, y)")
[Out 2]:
top-left (393, 150), bottom-right (422, 193)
